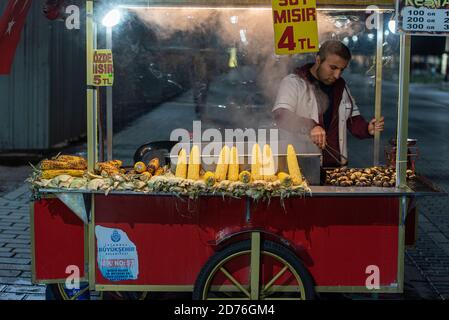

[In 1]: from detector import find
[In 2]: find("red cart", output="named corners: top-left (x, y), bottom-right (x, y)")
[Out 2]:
top-left (30, 0), bottom-right (443, 300)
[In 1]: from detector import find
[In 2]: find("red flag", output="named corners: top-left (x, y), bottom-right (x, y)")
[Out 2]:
top-left (0, 0), bottom-right (32, 75)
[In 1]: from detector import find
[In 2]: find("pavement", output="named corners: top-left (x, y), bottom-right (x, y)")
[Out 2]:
top-left (0, 183), bottom-right (46, 300)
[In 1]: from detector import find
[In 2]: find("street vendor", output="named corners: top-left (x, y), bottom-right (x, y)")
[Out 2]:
top-left (272, 40), bottom-right (384, 167)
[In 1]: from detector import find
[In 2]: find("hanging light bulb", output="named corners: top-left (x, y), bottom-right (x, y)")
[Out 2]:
top-left (102, 9), bottom-right (122, 28)
top-left (388, 17), bottom-right (397, 34)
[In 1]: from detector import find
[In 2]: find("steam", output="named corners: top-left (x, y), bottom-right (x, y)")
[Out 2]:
top-left (112, 7), bottom-right (370, 135)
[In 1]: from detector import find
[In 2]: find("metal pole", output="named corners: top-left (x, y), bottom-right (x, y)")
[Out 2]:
top-left (86, 0), bottom-right (97, 292)
top-left (106, 27), bottom-right (113, 161)
top-left (373, 14), bottom-right (384, 166)
top-left (86, 1), bottom-right (97, 172)
top-left (395, 33), bottom-right (411, 294)
top-left (395, 34), bottom-right (411, 188)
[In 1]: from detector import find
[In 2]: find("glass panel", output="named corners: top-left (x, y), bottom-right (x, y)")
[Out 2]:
top-left (94, 4), bottom-right (399, 167)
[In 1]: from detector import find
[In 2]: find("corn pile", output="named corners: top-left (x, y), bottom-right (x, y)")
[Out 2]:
top-left (168, 144), bottom-right (310, 200)
top-left (29, 145), bottom-right (311, 201)
top-left (38, 154), bottom-right (87, 179)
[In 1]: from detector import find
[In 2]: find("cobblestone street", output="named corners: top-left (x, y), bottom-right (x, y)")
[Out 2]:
top-left (0, 184), bottom-right (46, 300)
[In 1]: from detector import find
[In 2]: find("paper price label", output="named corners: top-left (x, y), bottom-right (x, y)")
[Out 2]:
top-left (272, 0), bottom-right (319, 55)
top-left (91, 49), bottom-right (114, 86)
top-left (397, 0), bottom-right (449, 35)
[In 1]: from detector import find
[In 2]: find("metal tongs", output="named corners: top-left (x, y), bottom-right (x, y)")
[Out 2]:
top-left (323, 143), bottom-right (348, 166)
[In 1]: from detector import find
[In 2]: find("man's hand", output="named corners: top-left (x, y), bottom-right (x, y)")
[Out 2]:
top-left (310, 125), bottom-right (326, 149)
top-left (368, 116), bottom-right (385, 135)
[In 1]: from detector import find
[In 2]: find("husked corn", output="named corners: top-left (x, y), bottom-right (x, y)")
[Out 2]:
top-left (228, 146), bottom-right (239, 181)
top-left (155, 167), bottom-right (165, 176)
top-left (95, 163), bottom-right (120, 175)
top-left (41, 170), bottom-right (85, 179)
top-left (277, 172), bottom-right (293, 187)
top-left (187, 145), bottom-right (201, 180)
top-left (251, 143), bottom-right (263, 180)
top-left (148, 158), bottom-right (160, 174)
top-left (215, 145), bottom-right (230, 182)
top-left (40, 159), bottom-right (86, 170)
top-left (203, 171), bottom-right (216, 186)
top-left (176, 149), bottom-right (187, 179)
top-left (262, 144), bottom-right (276, 181)
top-left (287, 144), bottom-right (304, 185)
top-left (239, 171), bottom-right (251, 184)
top-left (134, 162), bottom-right (147, 174)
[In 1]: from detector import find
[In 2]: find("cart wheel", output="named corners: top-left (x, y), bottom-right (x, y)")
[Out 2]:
top-left (193, 240), bottom-right (315, 300)
top-left (45, 283), bottom-right (90, 300)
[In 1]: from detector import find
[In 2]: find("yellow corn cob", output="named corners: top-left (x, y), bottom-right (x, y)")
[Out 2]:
top-left (227, 146), bottom-right (239, 181)
top-left (203, 171), bottom-right (216, 186)
top-left (251, 143), bottom-right (263, 180)
top-left (155, 167), bottom-right (165, 176)
top-left (95, 163), bottom-right (120, 175)
top-left (147, 158), bottom-right (160, 174)
top-left (239, 171), bottom-right (252, 184)
top-left (41, 170), bottom-right (85, 179)
top-left (100, 160), bottom-right (122, 168)
top-left (134, 161), bottom-right (147, 174)
top-left (141, 171), bottom-right (152, 178)
top-left (287, 144), bottom-right (304, 185)
top-left (262, 144), bottom-right (276, 181)
top-left (40, 160), bottom-right (86, 170)
top-left (277, 172), bottom-right (293, 187)
top-left (215, 145), bottom-right (230, 182)
top-left (56, 155), bottom-right (86, 162)
top-left (187, 145), bottom-right (201, 180)
top-left (175, 149), bottom-right (187, 179)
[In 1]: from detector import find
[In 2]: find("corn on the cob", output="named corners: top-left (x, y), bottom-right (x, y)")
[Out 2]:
top-left (203, 171), bottom-right (216, 186)
top-left (41, 170), bottom-right (85, 179)
top-left (40, 159), bottom-right (87, 170)
top-left (56, 155), bottom-right (86, 162)
top-left (187, 145), bottom-right (201, 180)
top-left (100, 160), bottom-right (122, 168)
top-left (147, 158), bottom-right (160, 174)
top-left (262, 144), bottom-right (276, 181)
top-left (155, 167), bottom-right (165, 176)
top-left (251, 143), bottom-right (263, 180)
top-left (228, 146), bottom-right (239, 181)
top-left (139, 171), bottom-right (152, 182)
top-left (134, 161), bottom-right (147, 174)
top-left (287, 144), bottom-right (304, 185)
top-left (215, 145), bottom-right (230, 182)
top-left (95, 163), bottom-right (120, 175)
top-left (277, 172), bottom-right (293, 187)
top-left (175, 149), bottom-right (187, 179)
top-left (239, 171), bottom-right (252, 184)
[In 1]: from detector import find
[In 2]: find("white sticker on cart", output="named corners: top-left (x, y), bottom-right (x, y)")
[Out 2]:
top-left (95, 226), bottom-right (139, 281)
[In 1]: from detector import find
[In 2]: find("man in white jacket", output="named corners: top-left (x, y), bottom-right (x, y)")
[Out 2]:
top-left (273, 40), bottom-right (384, 167)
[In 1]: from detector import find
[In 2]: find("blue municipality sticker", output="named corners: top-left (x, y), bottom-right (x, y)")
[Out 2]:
top-left (95, 226), bottom-right (139, 281)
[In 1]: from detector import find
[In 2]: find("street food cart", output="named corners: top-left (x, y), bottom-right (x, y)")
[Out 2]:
top-left (29, 0), bottom-right (443, 300)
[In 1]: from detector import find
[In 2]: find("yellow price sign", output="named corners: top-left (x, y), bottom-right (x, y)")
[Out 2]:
top-left (91, 49), bottom-right (114, 86)
top-left (272, 0), bottom-right (319, 55)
